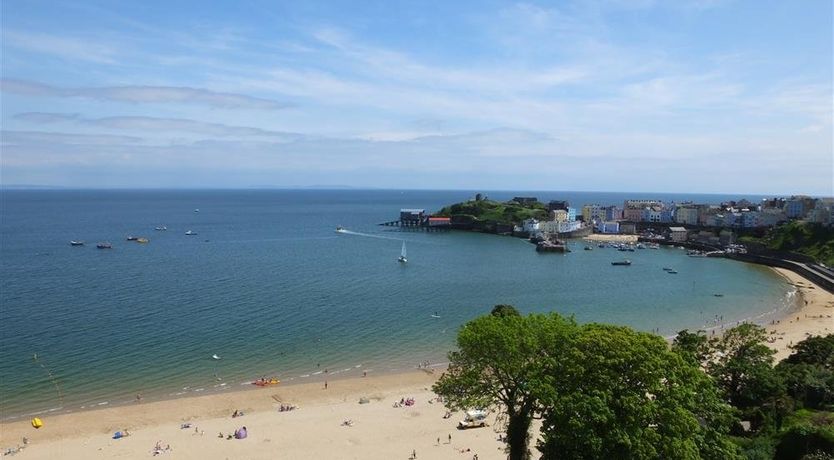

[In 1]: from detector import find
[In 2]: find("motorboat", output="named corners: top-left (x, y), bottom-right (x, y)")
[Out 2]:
top-left (155, 226), bottom-right (167, 231)
top-left (70, 241), bottom-right (85, 246)
top-left (335, 226), bottom-right (347, 233)
top-left (667, 270), bottom-right (678, 274)
top-left (185, 230), bottom-right (197, 236)
top-left (126, 236), bottom-right (138, 241)
top-left (96, 242), bottom-right (112, 249)
top-left (611, 260), bottom-right (631, 266)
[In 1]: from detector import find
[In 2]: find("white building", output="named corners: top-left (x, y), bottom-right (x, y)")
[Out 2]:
top-left (541, 220), bottom-right (582, 234)
top-left (522, 218), bottom-right (540, 234)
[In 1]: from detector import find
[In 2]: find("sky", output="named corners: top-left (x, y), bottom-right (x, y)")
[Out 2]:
top-left (1, 0), bottom-right (832, 194)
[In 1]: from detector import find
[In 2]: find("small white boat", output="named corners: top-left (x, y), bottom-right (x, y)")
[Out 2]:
top-left (185, 230), bottom-right (197, 236)
top-left (212, 354), bottom-right (221, 360)
top-left (70, 240), bottom-right (85, 246)
top-left (398, 241), bottom-right (407, 263)
top-left (155, 226), bottom-right (167, 231)
top-left (335, 226), bottom-right (346, 233)
top-left (430, 312), bottom-right (441, 318)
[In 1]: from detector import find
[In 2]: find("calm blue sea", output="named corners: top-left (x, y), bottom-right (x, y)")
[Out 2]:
top-left (0, 189), bottom-right (794, 419)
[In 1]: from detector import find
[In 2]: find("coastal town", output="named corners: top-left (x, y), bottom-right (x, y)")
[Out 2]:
top-left (387, 195), bottom-right (834, 290)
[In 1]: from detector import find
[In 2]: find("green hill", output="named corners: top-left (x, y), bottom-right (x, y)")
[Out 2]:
top-left (741, 221), bottom-right (834, 266)
top-left (434, 198), bottom-right (549, 227)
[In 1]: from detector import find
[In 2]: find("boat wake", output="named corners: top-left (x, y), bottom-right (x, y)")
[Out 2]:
top-left (336, 229), bottom-right (403, 242)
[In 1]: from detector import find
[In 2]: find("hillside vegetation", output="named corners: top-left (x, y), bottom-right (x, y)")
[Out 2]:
top-left (434, 199), bottom-right (549, 226)
top-left (742, 222), bottom-right (834, 266)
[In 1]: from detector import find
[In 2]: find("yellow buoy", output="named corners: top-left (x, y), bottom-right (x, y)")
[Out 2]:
top-left (31, 417), bottom-right (43, 428)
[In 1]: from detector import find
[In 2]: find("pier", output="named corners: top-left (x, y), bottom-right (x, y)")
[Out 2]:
top-left (379, 209), bottom-right (451, 231)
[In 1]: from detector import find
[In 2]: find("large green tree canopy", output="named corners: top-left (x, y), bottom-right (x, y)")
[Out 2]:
top-left (537, 323), bottom-right (740, 460)
top-left (433, 311), bottom-right (577, 460)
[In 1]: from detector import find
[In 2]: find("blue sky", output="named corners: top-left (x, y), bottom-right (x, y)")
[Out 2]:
top-left (1, 0), bottom-right (831, 194)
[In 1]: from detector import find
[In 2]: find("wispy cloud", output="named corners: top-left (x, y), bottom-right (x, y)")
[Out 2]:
top-left (2, 30), bottom-right (118, 64)
top-left (13, 113), bottom-right (303, 140)
top-left (1, 79), bottom-right (292, 110)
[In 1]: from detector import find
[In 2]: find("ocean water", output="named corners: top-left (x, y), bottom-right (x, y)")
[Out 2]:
top-left (0, 189), bottom-right (793, 419)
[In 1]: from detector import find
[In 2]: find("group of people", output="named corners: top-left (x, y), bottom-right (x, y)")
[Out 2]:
top-left (151, 441), bottom-right (171, 456)
top-left (393, 397), bottom-right (415, 408)
top-left (218, 426), bottom-right (247, 440)
top-left (278, 404), bottom-right (297, 412)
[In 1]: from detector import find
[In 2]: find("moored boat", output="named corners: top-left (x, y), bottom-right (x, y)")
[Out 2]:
top-left (96, 242), bottom-right (112, 249)
top-left (611, 260), bottom-right (631, 266)
top-left (126, 236), bottom-right (138, 241)
top-left (136, 237), bottom-right (149, 243)
top-left (185, 230), bottom-right (197, 236)
top-left (70, 240), bottom-right (85, 246)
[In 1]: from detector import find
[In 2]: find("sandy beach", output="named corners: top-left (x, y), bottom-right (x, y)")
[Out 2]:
top-left (0, 370), bottom-right (508, 459)
top-left (765, 268), bottom-right (834, 362)
top-left (582, 234), bottom-right (639, 243)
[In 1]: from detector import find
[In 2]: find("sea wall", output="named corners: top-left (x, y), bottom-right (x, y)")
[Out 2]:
top-left (724, 253), bottom-right (834, 294)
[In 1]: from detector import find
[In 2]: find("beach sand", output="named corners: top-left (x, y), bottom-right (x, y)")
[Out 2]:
top-left (765, 267), bottom-right (834, 362)
top-left (582, 234), bottom-right (639, 243)
top-left (0, 370), bottom-right (508, 459)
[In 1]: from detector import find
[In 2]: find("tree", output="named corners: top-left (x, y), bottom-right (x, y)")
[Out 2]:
top-left (536, 324), bottom-right (741, 459)
top-left (777, 335), bottom-right (834, 410)
top-left (433, 310), bottom-right (577, 460)
top-left (783, 335), bottom-right (834, 368)
top-left (672, 329), bottom-right (712, 366)
top-left (709, 324), bottom-right (787, 430)
top-left (491, 304), bottom-right (521, 318)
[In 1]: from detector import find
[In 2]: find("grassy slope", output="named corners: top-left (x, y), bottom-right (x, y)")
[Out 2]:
top-left (741, 222), bottom-right (834, 266)
top-left (435, 199), bottom-right (550, 226)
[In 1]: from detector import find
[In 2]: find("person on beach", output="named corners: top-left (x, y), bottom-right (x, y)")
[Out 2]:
top-left (324, 381), bottom-right (328, 389)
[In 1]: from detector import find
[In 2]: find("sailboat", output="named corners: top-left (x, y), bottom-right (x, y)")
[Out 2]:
top-left (398, 241), bottom-right (407, 263)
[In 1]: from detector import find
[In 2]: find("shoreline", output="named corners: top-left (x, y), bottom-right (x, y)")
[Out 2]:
top-left (2, 268), bottom-right (830, 458)
top-left (1, 370), bottom-right (505, 460)
top-left (765, 267), bottom-right (834, 361)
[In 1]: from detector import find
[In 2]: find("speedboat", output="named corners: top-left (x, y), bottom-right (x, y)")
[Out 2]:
top-left (96, 242), bottom-right (112, 249)
top-left (611, 260), bottom-right (631, 266)
top-left (335, 226), bottom-right (346, 233)
top-left (70, 241), bottom-right (85, 246)
top-left (185, 230), bottom-right (197, 236)
top-left (126, 236), bottom-right (138, 241)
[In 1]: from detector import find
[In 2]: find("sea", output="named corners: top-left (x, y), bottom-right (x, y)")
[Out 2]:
top-left (0, 189), bottom-right (797, 420)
